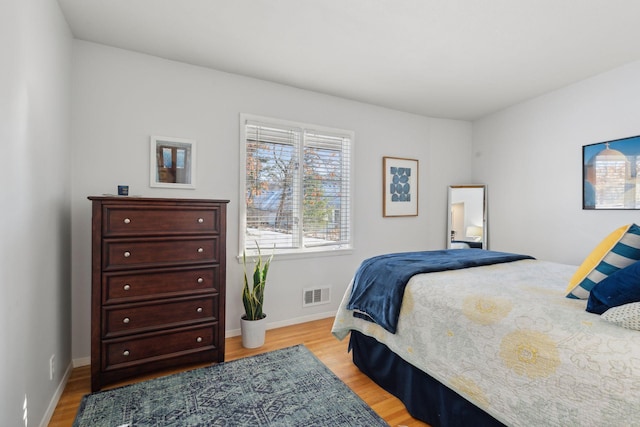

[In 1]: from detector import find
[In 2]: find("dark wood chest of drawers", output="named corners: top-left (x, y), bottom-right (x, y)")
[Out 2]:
top-left (88, 196), bottom-right (229, 391)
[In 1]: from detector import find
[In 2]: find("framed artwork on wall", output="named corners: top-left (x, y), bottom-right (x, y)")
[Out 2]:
top-left (383, 156), bottom-right (418, 217)
top-left (583, 134), bottom-right (640, 209)
top-left (150, 136), bottom-right (196, 189)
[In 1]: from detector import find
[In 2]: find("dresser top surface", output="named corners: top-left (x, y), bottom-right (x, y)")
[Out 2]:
top-left (88, 196), bottom-right (230, 204)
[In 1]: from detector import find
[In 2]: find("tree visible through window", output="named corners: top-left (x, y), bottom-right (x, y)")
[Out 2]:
top-left (240, 115), bottom-right (353, 255)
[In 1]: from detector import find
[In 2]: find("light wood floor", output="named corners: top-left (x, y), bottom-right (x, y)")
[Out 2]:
top-left (48, 317), bottom-right (428, 426)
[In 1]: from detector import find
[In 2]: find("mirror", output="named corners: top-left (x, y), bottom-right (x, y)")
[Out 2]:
top-left (447, 185), bottom-right (487, 249)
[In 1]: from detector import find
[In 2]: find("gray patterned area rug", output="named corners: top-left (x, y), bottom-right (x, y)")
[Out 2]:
top-left (73, 344), bottom-right (388, 426)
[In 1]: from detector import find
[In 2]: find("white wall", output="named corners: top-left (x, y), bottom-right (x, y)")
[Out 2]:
top-left (474, 60), bottom-right (640, 265)
top-left (0, 0), bottom-right (72, 426)
top-left (70, 41), bottom-right (472, 361)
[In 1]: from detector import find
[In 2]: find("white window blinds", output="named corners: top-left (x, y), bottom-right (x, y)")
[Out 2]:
top-left (241, 115), bottom-right (353, 255)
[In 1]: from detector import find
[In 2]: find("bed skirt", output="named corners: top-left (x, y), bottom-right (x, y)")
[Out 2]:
top-left (349, 331), bottom-right (505, 427)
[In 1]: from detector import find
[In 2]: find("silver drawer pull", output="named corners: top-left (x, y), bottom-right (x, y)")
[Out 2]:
top-left (123, 317), bottom-right (130, 324)
top-left (197, 218), bottom-right (204, 223)
top-left (197, 248), bottom-right (204, 253)
top-left (197, 277), bottom-right (204, 284)
top-left (123, 284), bottom-right (131, 291)
top-left (196, 307), bottom-right (203, 313)
top-left (124, 251), bottom-right (131, 258)
top-left (196, 337), bottom-right (203, 343)
top-left (123, 350), bottom-right (130, 356)
top-left (123, 218), bottom-right (131, 224)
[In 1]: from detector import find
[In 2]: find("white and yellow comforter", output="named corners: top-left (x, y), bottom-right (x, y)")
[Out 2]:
top-left (332, 259), bottom-right (640, 426)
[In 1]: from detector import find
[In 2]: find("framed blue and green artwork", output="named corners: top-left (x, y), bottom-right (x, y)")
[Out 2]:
top-left (383, 156), bottom-right (418, 217)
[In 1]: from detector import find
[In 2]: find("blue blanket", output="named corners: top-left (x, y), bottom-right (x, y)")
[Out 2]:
top-left (347, 249), bottom-right (534, 333)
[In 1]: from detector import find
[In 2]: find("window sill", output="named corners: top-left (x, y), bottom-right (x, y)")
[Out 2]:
top-left (236, 246), bottom-right (354, 263)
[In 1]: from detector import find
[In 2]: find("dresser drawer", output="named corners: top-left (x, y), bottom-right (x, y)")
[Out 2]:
top-left (103, 236), bottom-right (218, 270)
top-left (103, 266), bottom-right (218, 304)
top-left (103, 295), bottom-right (218, 338)
top-left (103, 205), bottom-right (222, 237)
top-left (102, 324), bottom-right (217, 371)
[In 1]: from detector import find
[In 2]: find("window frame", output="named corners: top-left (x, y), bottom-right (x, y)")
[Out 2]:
top-left (239, 113), bottom-right (354, 260)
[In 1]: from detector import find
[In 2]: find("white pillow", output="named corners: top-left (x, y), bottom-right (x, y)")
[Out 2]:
top-left (601, 302), bottom-right (640, 331)
top-left (450, 242), bottom-right (470, 249)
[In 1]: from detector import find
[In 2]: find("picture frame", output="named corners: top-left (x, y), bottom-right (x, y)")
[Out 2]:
top-left (383, 156), bottom-right (418, 217)
top-left (150, 136), bottom-right (196, 189)
top-left (583, 134), bottom-right (640, 209)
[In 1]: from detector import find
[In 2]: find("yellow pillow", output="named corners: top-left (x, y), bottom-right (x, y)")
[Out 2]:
top-left (566, 224), bottom-right (640, 299)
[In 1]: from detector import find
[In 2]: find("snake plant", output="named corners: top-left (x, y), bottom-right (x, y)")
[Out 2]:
top-left (242, 243), bottom-right (274, 321)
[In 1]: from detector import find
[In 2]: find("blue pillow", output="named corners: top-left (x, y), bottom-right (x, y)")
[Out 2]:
top-left (587, 260), bottom-right (640, 314)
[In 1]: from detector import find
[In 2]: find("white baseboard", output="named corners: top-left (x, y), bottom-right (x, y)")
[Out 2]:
top-left (72, 356), bottom-right (91, 368)
top-left (225, 310), bottom-right (336, 338)
top-left (39, 362), bottom-right (73, 427)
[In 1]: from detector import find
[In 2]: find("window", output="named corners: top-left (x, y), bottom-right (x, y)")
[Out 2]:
top-left (240, 114), bottom-right (353, 257)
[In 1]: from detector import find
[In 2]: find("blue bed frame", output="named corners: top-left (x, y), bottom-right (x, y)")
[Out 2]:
top-left (349, 331), bottom-right (505, 427)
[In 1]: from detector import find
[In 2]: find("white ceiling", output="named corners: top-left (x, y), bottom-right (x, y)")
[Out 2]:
top-left (57, 0), bottom-right (640, 121)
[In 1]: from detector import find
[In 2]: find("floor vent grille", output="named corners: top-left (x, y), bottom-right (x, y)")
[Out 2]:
top-left (303, 287), bottom-right (331, 307)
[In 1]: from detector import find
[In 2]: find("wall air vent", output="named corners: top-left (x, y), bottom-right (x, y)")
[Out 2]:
top-left (303, 287), bottom-right (331, 307)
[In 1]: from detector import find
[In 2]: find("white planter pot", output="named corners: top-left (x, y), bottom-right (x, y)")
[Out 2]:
top-left (241, 315), bottom-right (267, 348)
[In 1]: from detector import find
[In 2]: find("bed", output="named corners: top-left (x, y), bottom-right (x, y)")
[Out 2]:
top-left (331, 248), bottom-right (640, 427)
